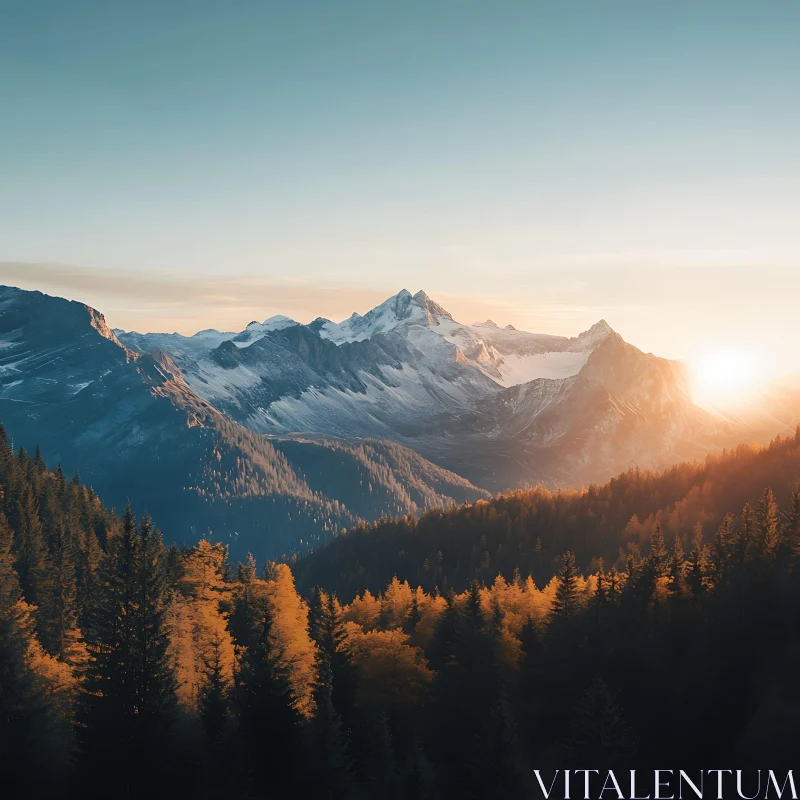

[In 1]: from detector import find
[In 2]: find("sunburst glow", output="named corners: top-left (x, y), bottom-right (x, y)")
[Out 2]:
top-left (689, 348), bottom-right (763, 409)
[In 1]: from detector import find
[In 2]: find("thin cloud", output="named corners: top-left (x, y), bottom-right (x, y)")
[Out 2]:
top-left (0, 262), bottom-right (397, 334)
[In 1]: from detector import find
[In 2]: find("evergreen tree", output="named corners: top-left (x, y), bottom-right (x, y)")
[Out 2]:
top-left (756, 486), bottom-right (781, 564)
top-left (564, 678), bottom-right (636, 768)
top-left (668, 533), bottom-right (687, 596)
top-left (44, 520), bottom-right (85, 667)
top-left (77, 504), bottom-right (140, 789)
top-left (0, 512), bottom-right (54, 790)
top-left (785, 485), bottom-right (800, 566)
top-left (13, 488), bottom-right (50, 614)
top-left (403, 591), bottom-right (422, 639)
top-left (366, 713), bottom-right (398, 800)
top-left (307, 585), bottom-right (330, 648)
top-left (736, 503), bottom-right (755, 566)
top-left (33, 445), bottom-right (46, 474)
top-left (648, 523), bottom-right (669, 579)
top-left (404, 737), bottom-right (438, 800)
top-left (133, 514), bottom-right (176, 735)
top-left (198, 632), bottom-right (230, 744)
top-left (713, 514), bottom-right (737, 580)
top-left (552, 551), bottom-right (580, 618)
top-left (606, 565), bottom-right (621, 605)
top-left (236, 592), bottom-right (304, 796)
top-left (686, 524), bottom-right (710, 599)
top-left (473, 688), bottom-right (525, 798)
top-left (309, 650), bottom-right (355, 798)
top-left (323, 591), bottom-right (358, 726)
top-left (593, 563), bottom-right (607, 619)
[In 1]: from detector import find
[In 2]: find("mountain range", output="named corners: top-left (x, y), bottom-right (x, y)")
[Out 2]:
top-left (0, 283), bottom-right (793, 557)
top-left (0, 286), bottom-right (486, 558)
top-left (117, 287), bottom-right (738, 489)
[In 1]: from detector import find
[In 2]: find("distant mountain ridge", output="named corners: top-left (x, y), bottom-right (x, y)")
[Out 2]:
top-left (0, 283), bottom-right (784, 557)
top-left (0, 285), bottom-right (488, 558)
top-left (117, 287), bottom-right (739, 490)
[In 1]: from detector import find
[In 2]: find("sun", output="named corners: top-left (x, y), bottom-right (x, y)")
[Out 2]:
top-left (689, 348), bottom-right (760, 409)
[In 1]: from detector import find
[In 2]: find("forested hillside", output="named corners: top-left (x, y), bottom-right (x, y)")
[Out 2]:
top-left (6, 424), bottom-right (800, 798)
top-left (0, 286), bottom-right (488, 561)
top-left (295, 429), bottom-right (800, 599)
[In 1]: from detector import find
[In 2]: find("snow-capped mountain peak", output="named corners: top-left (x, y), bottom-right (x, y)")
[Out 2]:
top-left (316, 289), bottom-right (456, 343)
top-left (412, 290), bottom-right (454, 324)
top-left (231, 314), bottom-right (298, 346)
top-left (309, 290), bottom-right (618, 389)
top-left (570, 319), bottom-right (614, 351)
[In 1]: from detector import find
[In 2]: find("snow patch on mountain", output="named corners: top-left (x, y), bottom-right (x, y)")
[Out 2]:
top-left (311, 289), bottom-right (613, 389)
top-left (488, 351), bottom-right (593, 387)
top-left (118, 315), bottom-right (299, 358)
top-left (231, 315), bottom-right (298, 347)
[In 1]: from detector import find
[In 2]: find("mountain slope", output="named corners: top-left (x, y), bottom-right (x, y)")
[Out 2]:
top-left (294, 429), bottom-right (800, 600)
top-left (0, 286), bottom-right (487, 557)
top-left (429, 332), bottom-right (728, 489)
top-left (122, 288), bottom-right (734, 491)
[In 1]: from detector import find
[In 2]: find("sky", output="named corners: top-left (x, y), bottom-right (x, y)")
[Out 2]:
top-left (2, 1), bottom-right (800, 384)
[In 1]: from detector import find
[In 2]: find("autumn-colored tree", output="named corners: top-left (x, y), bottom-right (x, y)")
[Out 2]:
top-left (168, 541), bottom-right (234, 715)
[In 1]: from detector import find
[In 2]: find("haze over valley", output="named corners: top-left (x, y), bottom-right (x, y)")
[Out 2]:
top-left (0, 283), bottom-right (795, 559)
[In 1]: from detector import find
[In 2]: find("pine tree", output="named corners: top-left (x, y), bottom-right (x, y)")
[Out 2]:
top-left (13, 488), bottom-right (50, 613)
top-left (0, 513), bottom-right (19, 612)
top-left (309, 650), bottom-right (355, 798)
top-left (0, 512), bottom-right (53, 789)
top-left (606, 565), bottom-right (621, 604)
top-left (403, 591), bottom-right (422, 639)
top-left (466, 579), bottom-right (482, 624)
top-left (564, 677), bottom-right (636, 768)
top-left (474, 688), bottom-right (526, 799)
top-left (198, 632), bottom-right (230, 744)
top-left (593, 563), bottom-right (607, 619)
top-left (44, 520), bottom-right (85, 667)
top-left (713, 514), bottom-right (737, 580)
top-left (404, 737), bottom-right (438, 800)
top-left (133, 514), bottom-right (176, 734)
top-left (686, 524), bottom-right (710, 598)
top-left (307, 585), bottom-right (330, 648)
top-left (736, 503), bottom-right (755, 566)
top-left (552, 551), bottom-right (580, 618)
top-left (756, 486), bottom-right (781, 564)
top-left (668, 532), bottom-right (687, 597)
top-left (229, 553), bottom-right (258, 650)
top-left (33, 445), bottom-right (46, 474)
top-left (622, 544), bottom-right (654, 611)
top-left (367, 713), bottom-right (398, 800)
top-left (236, 593), bottom-right (304, 796)
top-left (648, 523), bottom-right (669, 579)
top-left (785, 485), bottom-right (800, 566)
top-left (78, 504), bottom-right (140, 785)
top-left (324, 592), bottom-right (357, 726)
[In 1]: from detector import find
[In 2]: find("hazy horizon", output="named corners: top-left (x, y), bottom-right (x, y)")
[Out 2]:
top-left (3, 1), bottom-right (800, 399)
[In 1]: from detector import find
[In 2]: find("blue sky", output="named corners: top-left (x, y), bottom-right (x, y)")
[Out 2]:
top-left (2, 1), bottom-right (799, 373)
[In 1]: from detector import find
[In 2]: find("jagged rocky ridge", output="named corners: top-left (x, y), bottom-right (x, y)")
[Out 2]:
top-left (118, 288), bottom-right (736, 490)
top-left (0, 286), bottom-right (488, 558)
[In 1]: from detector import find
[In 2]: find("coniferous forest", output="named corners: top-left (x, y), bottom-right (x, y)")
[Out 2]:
top-left (6, 422), bottom-right (800, 798)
